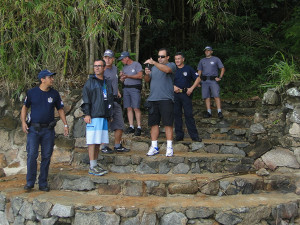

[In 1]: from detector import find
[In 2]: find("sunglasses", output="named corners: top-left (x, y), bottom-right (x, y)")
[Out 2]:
top-left (158, 55), bottom-right (166, 58)
top-left (93, 65), bottom-right (105, 68)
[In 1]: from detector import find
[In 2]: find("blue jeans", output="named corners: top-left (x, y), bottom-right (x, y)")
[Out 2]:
top-left (26, 126), bottom-right (55, 187)
top-left (174, 93), bottom-right (199, 139)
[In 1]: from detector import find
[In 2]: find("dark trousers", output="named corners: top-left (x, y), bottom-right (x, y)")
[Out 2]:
top-left (174, 93), bottom-right (199, 139)
top-left (26, 126), bottom-right (55, 187)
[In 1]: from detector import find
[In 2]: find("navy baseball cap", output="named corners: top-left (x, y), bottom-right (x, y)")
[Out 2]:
top-left (118, 51), bottom-right (130, 60)
top-left (38, 70), bottom-right (56, 80)
top-left (104, 49), bottom-right (114, 57)
top-left (203, 46), bottom-right (213, 51)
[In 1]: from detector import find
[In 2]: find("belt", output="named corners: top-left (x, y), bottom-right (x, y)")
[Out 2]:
top-left (201, 76), bottom-right (217, 81)
top-left (31, 123), bottom-right (49, 128)
top-left (124, 84), bottom-right (142, 90)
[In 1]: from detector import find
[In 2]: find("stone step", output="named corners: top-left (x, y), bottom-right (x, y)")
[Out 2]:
top-left (0, 179), bottom-right (298, 225)
top-left (47, 167), bottom-right (297, 197)
top-left (72, 150), bottom-right (253, 174)
top-left (193, 107), bottom-right (257, 117)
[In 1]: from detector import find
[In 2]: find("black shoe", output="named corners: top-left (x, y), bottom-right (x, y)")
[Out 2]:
top-left (114, 144), bottom-right (130, 152)
top-left (101, 146), bottom-right (114, 154)
top-left (125, 127), bottom-right (135, 134)
top-left (204, 112), bottom-right (212, 118)
top-left (175, 136), bottom-right (183, 141)
top-left (192, 137), bottom-right (202, 142)
top-left (24, 184), bottom-right (34, 191)
top-left (39, 186), bottom-right (50, 192)
top-left (134, 128), bottom-right (142, 136)
top-left (218, 112), bottom-right (224, 119)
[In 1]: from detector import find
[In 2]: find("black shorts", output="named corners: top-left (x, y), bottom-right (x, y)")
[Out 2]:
top-left (148, 100), bottom-right (174, 127)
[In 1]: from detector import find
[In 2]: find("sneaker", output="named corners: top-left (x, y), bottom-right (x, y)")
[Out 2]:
top-left (39, 186), bottom-right (50, 192)
top-left (89, 165), bottom-right (108, 176)
top-left (146, 146), bottom-right (159, 156)
top-left (134, 128), bottom-right (142, 136)
top-left (166, 147), bottom-right (173, 157)
top-left (101, 146), bottom-right (114, 154)
top-left (218, 112), bottom-right (224, 119)
top-left (114, 144), bottom-right (130, 152)
top-left (192, 137), bottom-right (202, 142)
top-left (125, 127), bottom-right (135, 134)
top-left (204, 111), bottom-right (212, 118)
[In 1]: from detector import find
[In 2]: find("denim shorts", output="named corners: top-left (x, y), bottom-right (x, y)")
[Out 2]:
top-left (201, 80), bottom-right (220, 99)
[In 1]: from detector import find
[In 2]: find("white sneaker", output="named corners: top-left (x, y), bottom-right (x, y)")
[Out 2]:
top-left (166, 147), bottom-right (173, 157)
top-left (146, 146), bottom-right (159, 156)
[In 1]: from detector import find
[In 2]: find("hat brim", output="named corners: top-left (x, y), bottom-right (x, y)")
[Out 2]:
top-left (203, 48), bottom-right (212, 51)
top-left (118, 56), bottom-right (126, 60)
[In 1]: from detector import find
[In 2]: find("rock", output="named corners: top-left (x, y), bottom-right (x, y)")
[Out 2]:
top-left (110, 165), bottom-right (133, 173)
top-left (190, 142), bottom-right (205, 151)
top-left (51, 147), bottom-right (72, 163)
top-left (74, 211), bottom-right (120, 225)
top-left (205, 144), bottom-right (219, 153)
top-left (115, 207), bottom-right (139, 217)
top-left (54, 136), bottom-right (75, 149)
top-left (75, 137), bottom-right (87, 148)
top-left (0, 194), bottom-right (5, 211)
top-left (245, 139), bottom-right (273, 159)
top-left (115, 156), bottom-right (131, 166)
top-left (159, 161), bottom-right (171, 174)
top-left (200, 180), bottom-right (219, 195)
top-left (185, 207), bottom-right (214, 219)
top-left (256, 168), bottom-right (270, 176)
top-left (98, 183), bottom-right (121, 195)
top-left (19, 201), bottom-right (36, 220)
top-left (122, 216), bottom-right (140, 225)
top-left (173, 163), bottom-right (190, 174)
top-left (0, 153), bottom-right (7, 167)
top-left (61, 177), bottom-right (95, 191)
top-left (11, 197), bottom-right (24, 216)
top-left (50, 204), bottom-right (74, 217)
top-left (261, 148), bottom-right (300, 170)
top-left (241, 206), bottom-right (271, 225)
top-left (234, 129), bottom-right (246, 136)
top-left (220, 146), bottom-right (245, 156)
top-left (290, 106), bottom-right (300, 123)
top-left (73, 118), bottom-right (86, 138)
top-left (169, 157), bottom-right (184, 164)
top-left (74, 108), bottom-right (84, 118)
top-left (161, 212), bottom-right (188, 225)
top-left (123, 181), bottom-right (143, 196)
top-left (294, 147), bottom-right (300, 164)
top-left (250, 123), bottom-right (266, 134)
top-left (174, 143), bottom-right (189, 152)
top-left (0, 130), bottom-right (10, 151)
top-left (168, 182), bottom-right (198, 195)
top-left (32, 199), bottom-right (53, 218)
top-left (254, 113), bottom-right (264, 123)
top-left (55, 115), bottom-right (74, 135)
top-left (41, 217), bottom-right (58, 225)
top-left (254, 158), bottom-right (267, 170)
top-left (136, 162), bottom-right (157, 174)
top-left (141, 212), bottom-right (156, 225)
top-left (286, 87), bottom-right (300, 97)
top-left (0, 115), bottom-right (18, 130)
top-left (262, 88), bottom-right (279, 105)
top-left (13, 128), bottom-right (27, 146)
top-left (289, 123), bottom-right (300, 138)
top-left (131, 142), bottom-right (149, 152)
top-left (12, 215), bottom-right (24, 225)
top-left (215, 212), bottom-right (242, 225)
top-left (191, 162), bottom-right (201, 173)
top-left (272, 202), bottom-right (298, 220)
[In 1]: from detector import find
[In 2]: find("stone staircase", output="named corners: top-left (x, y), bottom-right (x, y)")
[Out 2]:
top-left (0, 99), bottom-right (300, 225)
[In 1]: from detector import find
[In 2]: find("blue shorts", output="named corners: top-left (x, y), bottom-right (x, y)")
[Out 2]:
top-left (86, 118), bottom-right (109, 145)
top-left (201, 80), bottom-right (220, 99)
top-left (123, 88), bottom-right (141, 109)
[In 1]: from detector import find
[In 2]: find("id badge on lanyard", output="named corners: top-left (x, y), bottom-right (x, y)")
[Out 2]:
top-left (102, 80), bottom-right (107, 100)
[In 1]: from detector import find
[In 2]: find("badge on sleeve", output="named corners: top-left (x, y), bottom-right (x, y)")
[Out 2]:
top-left (48, 97), bottom-right (53, 103)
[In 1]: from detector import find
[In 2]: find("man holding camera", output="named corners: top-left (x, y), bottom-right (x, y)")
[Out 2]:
top-left (174, 52), bottom-right (201, 142)
top-left (21, 70), bottom-right (69, 192)
top-left (144, 48), bottom-right (176, 157)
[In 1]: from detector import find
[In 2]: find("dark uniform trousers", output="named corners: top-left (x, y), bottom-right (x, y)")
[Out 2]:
top-left (174, 93), bottom-right (199, 139)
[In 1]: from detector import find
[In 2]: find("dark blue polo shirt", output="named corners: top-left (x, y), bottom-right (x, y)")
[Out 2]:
top-left (24, 87), bottom-right (64, 124)
top-left (174, 65), bottom-right (199, 89)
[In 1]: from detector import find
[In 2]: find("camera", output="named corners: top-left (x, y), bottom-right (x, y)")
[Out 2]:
top-left (145, 63), bottom-right (153, 70)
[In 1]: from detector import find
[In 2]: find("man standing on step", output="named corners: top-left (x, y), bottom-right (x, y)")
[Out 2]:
top-left (119, 51), bottom-right (143, 136)
top-left (197, 46), bottom-right (225, 119)
top-left (144, 48), bottom-right (176, 157)
top-left (21, 70), bottom-right (69, 192)
top-left (174, 52), bottom-right (201, 142)
top-left (101, 49), bottom-right (130, 153)
top-left (81, 59), bottom-right (114, 176)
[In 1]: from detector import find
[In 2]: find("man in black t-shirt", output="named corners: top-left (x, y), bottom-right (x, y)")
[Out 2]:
top-left (21, 70), bottom-right (69, 192)
top-left (173, 52), bottom-right (201, 142)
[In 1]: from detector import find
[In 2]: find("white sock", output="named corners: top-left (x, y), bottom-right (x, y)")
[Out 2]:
top-left (90, 160), bottom-right (97, 169)
top-left (167, 140), bottom-right (172, 148)
top-left (137, 126), bottom-right (141, 129)
top-left (217, 109), bottom-right (222, 113)
top-left (207, 109), bottom-right (212, 114)
top-left (151, 141), bottom-right (158, 148)
top-left (130, 125), bottom-right (134, 129)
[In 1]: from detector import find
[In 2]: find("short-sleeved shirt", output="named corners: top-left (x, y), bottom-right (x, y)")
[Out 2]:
top-left (123, 61), bottom-right (143, 86)
top-left (147, 62), bottom-right (176, 101)
top-left (197, 56), bottom-right (224, 77)
top-left (174, 65), bottom-right (199, 89)
top-left (24, 87), bottom-right (64, 124)
top-left (104, 66), bottom-right (119, 96)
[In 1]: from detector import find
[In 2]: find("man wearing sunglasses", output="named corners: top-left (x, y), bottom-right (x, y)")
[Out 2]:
top-left (81, 59), bottom-right (114, 176)
top-left (144, 48), bottom-right (177, 157)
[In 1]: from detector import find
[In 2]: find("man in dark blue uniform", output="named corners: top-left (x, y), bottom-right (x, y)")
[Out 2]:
top-left (173, 52), bottom-right (201, 142)
top-left (21, 70), bottom-right (69, 192)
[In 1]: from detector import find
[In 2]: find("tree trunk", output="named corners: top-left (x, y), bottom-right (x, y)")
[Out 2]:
top-left (134, 0), bottom-right (140, 61)
top-left (123, 0), bottom-right (131, 51)
top-left (182, 0), bottom-right (185, 47)
top-left (89, 36), bottom-right (95, 74)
